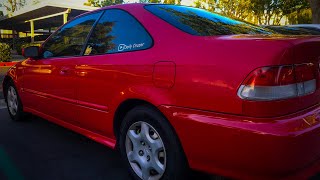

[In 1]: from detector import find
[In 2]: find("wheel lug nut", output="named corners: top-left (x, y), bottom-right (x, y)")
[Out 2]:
top-left (147, 155), bottom-right (150, 161)
top-left (139, 150), bottom-right (144, 156)
top-left (141, 141), bottom-right (145, 146)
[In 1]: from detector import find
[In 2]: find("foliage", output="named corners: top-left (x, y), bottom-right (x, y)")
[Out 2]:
top-left (32, 0), bottom-right (40, 5)
top-left (194, 0), bottom-right (215, 11)
top-left (140, 0), bottom-right (161, 3)
top-left (217, 0), bottom-right (252, 20)
top-left (84, 0), bottom-right (123, 7)
top-left (14, 38), bottom-right (28, 55)
top-left (194, 0), bottom-right (312, 25)
top-left (0, 43), bottom-right (11, 62)
top-left (0, 0), bottom-right (25, 17)
top-left (287, 8), bottom-right (312, 24)
top-left (163, 0), bottom-right (181, 5)
top-left (84, 0), bottom-right (182, 6)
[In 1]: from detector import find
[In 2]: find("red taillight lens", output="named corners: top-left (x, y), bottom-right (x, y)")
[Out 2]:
top-left (238, 63), bottom-right (317, 101)
top-left (295, 63), bottom-right (317, 82)
top-left (244, 66), bottom-right (295, 86)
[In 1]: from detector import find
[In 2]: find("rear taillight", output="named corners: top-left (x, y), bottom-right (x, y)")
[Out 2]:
top-left (238, 63), bottom-right (318, 101)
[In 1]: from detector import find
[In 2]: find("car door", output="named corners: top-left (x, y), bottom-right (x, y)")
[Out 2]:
top-left (73, 9), bottom-right (154, 137)
top-left (21, 11), bottom-right (103, 124)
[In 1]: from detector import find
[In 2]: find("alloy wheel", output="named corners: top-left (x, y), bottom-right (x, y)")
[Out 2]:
top-left (7, 86), bottom-right (18, 116)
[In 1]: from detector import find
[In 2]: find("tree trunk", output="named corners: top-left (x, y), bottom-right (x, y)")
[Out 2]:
top-left (309, 0), bottom-right (320, 23)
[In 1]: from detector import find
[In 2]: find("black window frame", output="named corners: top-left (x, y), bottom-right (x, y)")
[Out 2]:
top-left (81, 8), bottom-right (154, 57)
top-left (40, 10), bottom-right (104, 59)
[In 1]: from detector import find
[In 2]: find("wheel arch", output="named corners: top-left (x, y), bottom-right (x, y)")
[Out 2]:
top-left (112, 98), bottom-right (183, 149)
top-left (113, 98), bottom-right (190, 170)
top-left (113, 98), bottom-right (155, 140)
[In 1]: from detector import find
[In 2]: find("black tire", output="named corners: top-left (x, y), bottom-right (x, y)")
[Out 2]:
top-left (5, 81), bottom-right (28, 121)
top-left (119, 105), bottom-right (189, 180)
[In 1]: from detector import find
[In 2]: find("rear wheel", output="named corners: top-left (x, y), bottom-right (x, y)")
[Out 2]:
top-left (119, 105), bottom-right (188, 180)
top-left (5, 82), bottom-right (27, 121)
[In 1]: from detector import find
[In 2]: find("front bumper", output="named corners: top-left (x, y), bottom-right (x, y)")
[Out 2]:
top-left (159, 104), bottom-right (320, 180)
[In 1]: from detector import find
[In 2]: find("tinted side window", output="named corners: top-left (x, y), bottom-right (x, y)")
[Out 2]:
top-left (42, 12), bottom-right (102, 58)
top-left (84, 9), bottom-right (152, 55)
top-left (145, 5), bottom-right (272, 36)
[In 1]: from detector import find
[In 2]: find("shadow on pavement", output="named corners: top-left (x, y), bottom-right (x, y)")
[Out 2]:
top-left (0, 109), bottom-right (131, 180)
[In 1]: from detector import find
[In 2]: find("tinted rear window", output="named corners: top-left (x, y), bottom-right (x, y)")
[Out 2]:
top-left (145, 5), bottom-right (273, 36)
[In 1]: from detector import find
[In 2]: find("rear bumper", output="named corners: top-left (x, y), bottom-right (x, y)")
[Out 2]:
top-left (159, 104), bottom-right (320, 180)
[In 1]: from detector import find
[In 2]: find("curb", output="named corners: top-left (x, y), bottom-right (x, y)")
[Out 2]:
top-left (0, 62), bottom-right (17, 67)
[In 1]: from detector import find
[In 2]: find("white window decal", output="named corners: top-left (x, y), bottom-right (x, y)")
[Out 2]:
top-left (118, 43), bottom-right (145, 52)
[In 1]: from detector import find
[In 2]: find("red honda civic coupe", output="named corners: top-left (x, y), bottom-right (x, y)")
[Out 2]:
top-left (2, 3), bottom-right (320, 180)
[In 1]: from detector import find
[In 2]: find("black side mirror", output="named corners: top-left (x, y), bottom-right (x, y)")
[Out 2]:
top-left (22, 46), bottom-right (40, 59)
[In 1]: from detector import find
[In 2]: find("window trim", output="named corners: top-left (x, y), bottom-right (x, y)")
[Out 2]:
top-left (40, 10), bottom-right (105, 60)
top-left (81, 8), bottom-right (154, 57)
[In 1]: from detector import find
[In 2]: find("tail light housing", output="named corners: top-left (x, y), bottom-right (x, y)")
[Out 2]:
top-left (238, 63), bottom-right (318, 101)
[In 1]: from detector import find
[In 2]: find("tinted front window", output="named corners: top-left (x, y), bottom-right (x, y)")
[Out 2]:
top-left (42, 12), bottom-right (102, 58)
top-left (145, 5), bottom-right (272, 36)
top-left (84, 9), bottom-right (153, 55)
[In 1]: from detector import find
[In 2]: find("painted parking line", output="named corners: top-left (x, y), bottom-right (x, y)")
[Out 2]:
top-left (0, 99), bottom-right (6, 110)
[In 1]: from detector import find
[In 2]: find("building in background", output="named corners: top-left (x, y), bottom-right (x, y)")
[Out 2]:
top-left (0, 0), bottom-right (97, 43)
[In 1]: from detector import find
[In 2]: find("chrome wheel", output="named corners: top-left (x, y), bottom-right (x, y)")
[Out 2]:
top-left (7, 86), bottom-right (18, 116)
top-left (125, 121), bottom-right (166, 180)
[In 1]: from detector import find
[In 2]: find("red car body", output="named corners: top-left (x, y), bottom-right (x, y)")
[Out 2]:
top-left (2, 4), bottom-right (320, 180)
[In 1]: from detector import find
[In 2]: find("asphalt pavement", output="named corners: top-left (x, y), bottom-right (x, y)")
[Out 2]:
top-left (0, 67), bottom-right (10, 99)
top-left (0, 67), bottom-right (217, 180)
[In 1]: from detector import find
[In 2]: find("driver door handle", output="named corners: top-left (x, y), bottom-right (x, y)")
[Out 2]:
top-left (60, 67), bottom-right (72, 75)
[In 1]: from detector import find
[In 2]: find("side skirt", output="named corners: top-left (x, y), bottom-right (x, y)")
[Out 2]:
top-left (24, 107), bottom-right (117, 149)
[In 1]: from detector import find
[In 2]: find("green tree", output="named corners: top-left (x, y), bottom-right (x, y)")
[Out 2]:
top-left (140, 0), bottom-right (161, 3)
top-left (84, 0), bottom-right (99, 7)
top-left (217, 0), bottom-right (252, 20)
top-left (194, 0), bottom-right (216, 12)
top-left (0, 0), bottom-right (25, 17)
top-left (163, 0), bottom-right (181, 5)
top-left (247, 0), bottom-right (310, 25)
top-left (100, 0), bottom-right (123, 6)
top-left (84, 0), bottom-right (123, 7)
top-left (32, 0), bottom-right (40, 5)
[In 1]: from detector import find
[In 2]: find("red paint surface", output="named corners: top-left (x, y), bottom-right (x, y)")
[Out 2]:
top-left (0, 62), bottom-right (18, 67)
top-left (2, 4), bottom-right (320, 179)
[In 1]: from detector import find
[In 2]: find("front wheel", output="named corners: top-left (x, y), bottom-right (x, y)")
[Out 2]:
top-left (119, 105), bottom-right (188, 180)
top-left (5, 82), bottom-right (27, 121)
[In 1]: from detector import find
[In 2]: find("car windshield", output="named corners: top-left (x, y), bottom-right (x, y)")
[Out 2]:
top-left (145, 4), bottom-right (273, 36)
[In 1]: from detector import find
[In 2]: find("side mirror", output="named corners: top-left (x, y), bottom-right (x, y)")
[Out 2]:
top-left (22, 46), bottom-right (40, 59)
